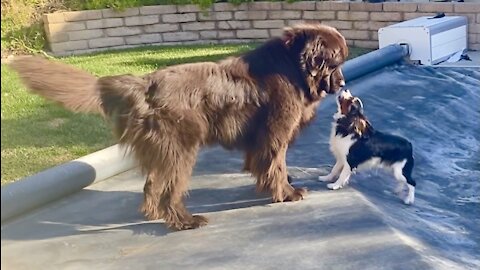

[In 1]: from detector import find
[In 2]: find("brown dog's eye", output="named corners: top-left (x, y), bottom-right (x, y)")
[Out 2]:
top-left (314, 56), bottom-right (325, 68)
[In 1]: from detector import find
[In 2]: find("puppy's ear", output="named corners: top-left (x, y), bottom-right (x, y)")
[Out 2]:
top-left (350, 97), bottom-right (368, 136)
top-left (351, 97), bottom-right (364, 115)
top-left (353, 118), bottom-right (368, 137)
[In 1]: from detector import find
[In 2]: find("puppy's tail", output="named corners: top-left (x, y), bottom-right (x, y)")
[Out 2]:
top-left (9, 56), bottom-right (102, 114)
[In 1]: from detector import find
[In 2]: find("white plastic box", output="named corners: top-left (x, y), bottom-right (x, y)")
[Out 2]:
top-left (378, 16), bottom-right (467, 65)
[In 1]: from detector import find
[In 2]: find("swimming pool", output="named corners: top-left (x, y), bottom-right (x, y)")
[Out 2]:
top-left (288, 63), bottom-right (480, 268)
top-left (2, 51), bottom-right (479, 269)
top-left (184, 60), bottom-right (480, 268)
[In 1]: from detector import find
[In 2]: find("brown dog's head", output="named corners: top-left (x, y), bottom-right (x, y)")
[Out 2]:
top-left (282, 24), bottom-right (348, 100)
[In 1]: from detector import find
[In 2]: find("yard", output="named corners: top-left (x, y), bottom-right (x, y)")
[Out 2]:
top-left (1, 44), bottom-right (370, 185)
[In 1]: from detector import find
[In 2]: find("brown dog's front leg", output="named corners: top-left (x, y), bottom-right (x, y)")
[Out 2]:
top-left (244, 150), bottom-right (294, 185)
top-left (243, 151), bottom-right (254, 172)
top-left (250, 142), bottom-right (307, 203)
top-left (249, 95), bottom-right (308, 202)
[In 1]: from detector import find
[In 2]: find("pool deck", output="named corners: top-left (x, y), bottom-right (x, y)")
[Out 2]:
top-left (436, 51), bottom-right (480, 68)
top-left (2, 167), bottom-right (440, 270)
top-left (2, 50), bottom-right (478, 270)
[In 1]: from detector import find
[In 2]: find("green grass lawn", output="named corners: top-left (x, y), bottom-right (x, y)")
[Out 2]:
top-left (1, 44), bottom-right (371, 185)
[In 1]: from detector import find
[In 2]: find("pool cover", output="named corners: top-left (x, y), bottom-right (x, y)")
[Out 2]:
top-left (2, 63), bottom-right (479, 269)
top-left (289, 63), bottom-right (480, 268)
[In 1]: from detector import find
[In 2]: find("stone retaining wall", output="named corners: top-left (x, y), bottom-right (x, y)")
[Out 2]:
top-left (43, 1), bottom-right (480, 56)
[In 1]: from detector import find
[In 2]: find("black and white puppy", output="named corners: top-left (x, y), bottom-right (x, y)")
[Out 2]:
top-left (319, 89), bottom-right (415, 205)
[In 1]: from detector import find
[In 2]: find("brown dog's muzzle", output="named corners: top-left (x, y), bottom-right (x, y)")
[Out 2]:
top-left (328, 68), bottom-right (345, 94)
top-left (318, 68), bottom-right (345, 95)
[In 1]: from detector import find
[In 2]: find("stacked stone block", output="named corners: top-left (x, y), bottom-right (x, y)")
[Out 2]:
top-left (42, 1), bottom-right (480, 56)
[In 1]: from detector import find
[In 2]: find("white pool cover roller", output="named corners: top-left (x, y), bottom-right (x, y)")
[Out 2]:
top-left (1, 145), bottom-right (137, 222)
top-left (343, 44), bottom-right (409, 82)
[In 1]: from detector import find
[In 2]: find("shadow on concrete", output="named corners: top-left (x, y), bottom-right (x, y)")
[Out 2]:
top-left (2, 182), bottom-right (274, 240)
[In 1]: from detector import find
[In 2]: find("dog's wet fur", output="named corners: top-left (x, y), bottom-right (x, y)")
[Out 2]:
top-left (11, 24), bottom-right (348, 230)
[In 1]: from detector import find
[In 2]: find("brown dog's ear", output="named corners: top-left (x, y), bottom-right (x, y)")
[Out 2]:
top-left (282, 27), bottom-right (296, 47)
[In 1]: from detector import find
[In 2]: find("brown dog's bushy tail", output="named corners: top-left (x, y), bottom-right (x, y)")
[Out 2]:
top-left (9, 56), bottom-right (102, 114)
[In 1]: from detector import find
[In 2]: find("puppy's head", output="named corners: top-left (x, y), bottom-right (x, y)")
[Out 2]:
top-left (336, 89), bottom-right (369, 136)
top-left (282, 24), bottom-right (348, 100)
top-left (337, 89), bottom-right (363, 116)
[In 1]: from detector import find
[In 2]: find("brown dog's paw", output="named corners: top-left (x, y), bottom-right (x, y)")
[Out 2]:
top-left (192, 215), bottom-right (209, 227)
top-left (172, 215), bottom-right (209, 231)
top-left (273, 187), bottom-right (307, 203)
top-left (285, 187), bottom-right (307, 202)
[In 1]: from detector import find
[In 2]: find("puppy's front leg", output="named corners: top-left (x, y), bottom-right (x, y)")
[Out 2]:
top-left (318, 160), bottom-right (344, 182)
top-left (327, 165), bottom-right (352, 190)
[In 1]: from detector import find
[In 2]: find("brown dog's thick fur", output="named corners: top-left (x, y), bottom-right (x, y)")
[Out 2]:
top-left (10, 24), bottom-right (348, 230)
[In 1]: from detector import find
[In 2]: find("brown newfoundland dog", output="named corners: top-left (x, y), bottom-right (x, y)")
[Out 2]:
top-left (10, 23), bottom-right (348, 230)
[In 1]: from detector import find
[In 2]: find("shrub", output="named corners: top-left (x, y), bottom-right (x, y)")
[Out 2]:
top-left (1, 0), bottom-right (68, 55)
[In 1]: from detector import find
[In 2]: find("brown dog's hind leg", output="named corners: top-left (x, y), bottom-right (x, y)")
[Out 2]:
top-left (161, 149), bottom-right (208, 230)
top-left (140, 147), bottom-right (207, 230)
top-left (134, 112), bottom-right (208, 230)
top-left (162, 200), bottom-right (208, 230)
top-left (140, 172), bottom-right (163, 221)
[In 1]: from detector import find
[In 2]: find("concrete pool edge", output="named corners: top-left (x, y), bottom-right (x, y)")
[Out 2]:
top-left (0, 44), bottom-right (409, 224)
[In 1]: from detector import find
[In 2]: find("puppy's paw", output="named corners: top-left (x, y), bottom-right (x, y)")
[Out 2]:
top-left (402, 189), bottom-right (415, 205)
top-left (403, 196), bottom-right (415, 205)
top-left (327, 183), bottom-right (341, 190)
top-left (394, 184), bottom-right (405, 195)
top-left (318, 175), bottom-right (333, 182)
top-left (403, 198), bottom-right (413, 205)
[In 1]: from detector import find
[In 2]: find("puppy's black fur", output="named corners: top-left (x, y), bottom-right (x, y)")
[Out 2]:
top-left (319, 89), bottom-right (416, 205)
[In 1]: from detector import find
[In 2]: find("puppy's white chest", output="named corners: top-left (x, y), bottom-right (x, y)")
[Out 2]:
top-left (329, 125), bottom-right (355, 158)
